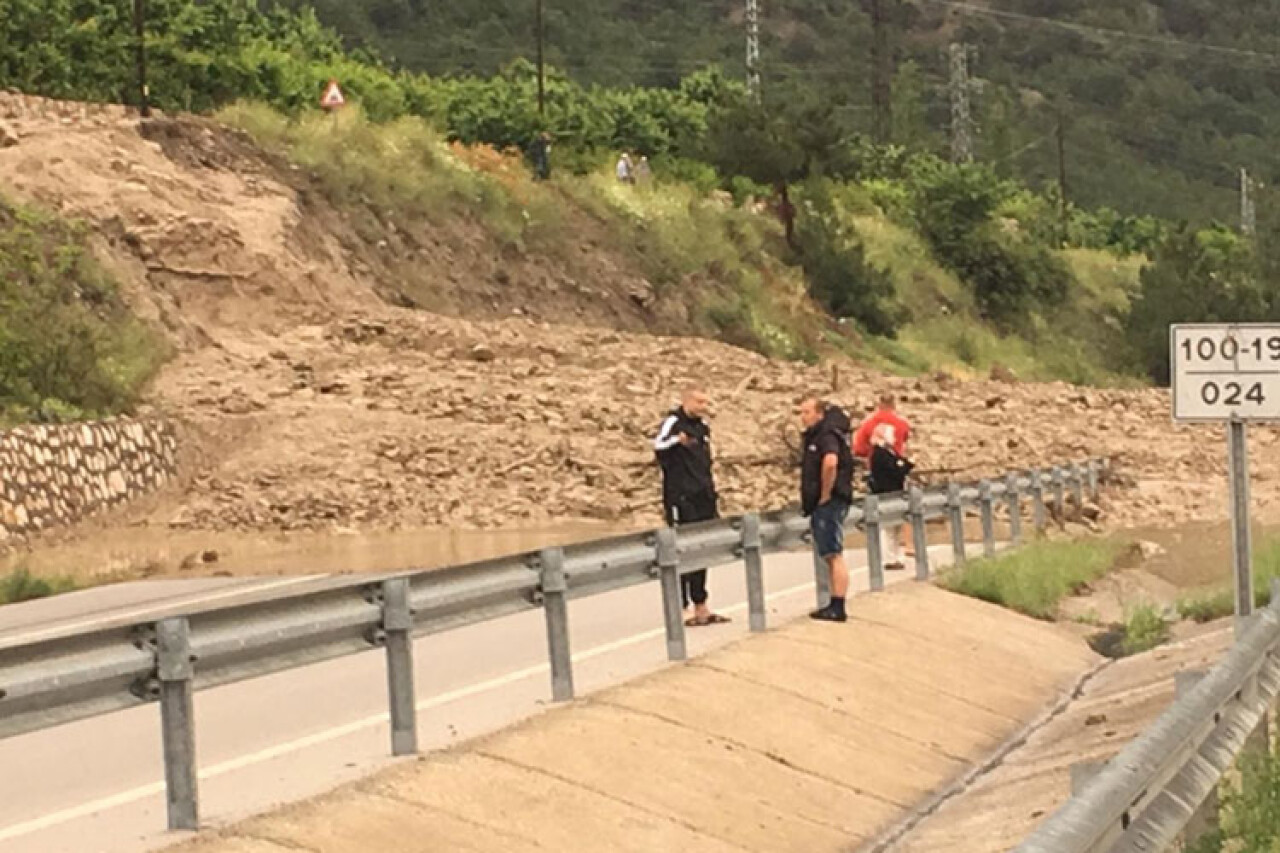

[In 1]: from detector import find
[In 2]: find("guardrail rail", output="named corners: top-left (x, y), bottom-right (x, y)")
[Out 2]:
top-left (1016, 578), bottom-right (1280, 853)
top-left (0, 458), bottom-right (1107, 832)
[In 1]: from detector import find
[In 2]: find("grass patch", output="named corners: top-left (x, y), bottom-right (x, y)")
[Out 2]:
top-left (219, 102), bottom-right (562, 249)
top-left (0, 198), bottom-right (167, 425)
top-left (0, 568), bottom-right (78, 605)
top-left (1187, 747), bottom-right (1280, 853)
top-left (1177, 537), bottom-right (1280, 623)
top-left (938, 539), bottom-right (1123, 620)
top-left (1177, 589), bottom-right (1236, 624)
top-left (1119, 603), bottom-right (1172, 656)
top-left (222, 102), bottom-right (823, 361)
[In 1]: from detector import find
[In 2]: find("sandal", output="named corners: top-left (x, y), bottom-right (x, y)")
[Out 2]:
top-left (685, 613), bottom-right (732, 627)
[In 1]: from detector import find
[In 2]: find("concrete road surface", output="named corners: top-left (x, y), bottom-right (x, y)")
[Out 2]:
top-left (0, 542), bottom-right (961, 853)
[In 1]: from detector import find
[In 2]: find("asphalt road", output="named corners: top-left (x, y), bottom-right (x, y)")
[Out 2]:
top-left (0, 541), bottom-right (963, 853)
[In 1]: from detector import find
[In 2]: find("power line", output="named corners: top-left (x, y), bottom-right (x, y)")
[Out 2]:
top-left (916, 0), bottom-right (1280, 71)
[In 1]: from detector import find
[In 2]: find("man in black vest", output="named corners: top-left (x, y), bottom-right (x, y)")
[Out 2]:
top-left (654, 385), bottom-right (729, 626)
top-left (799, 396), bottom-right (856, 623)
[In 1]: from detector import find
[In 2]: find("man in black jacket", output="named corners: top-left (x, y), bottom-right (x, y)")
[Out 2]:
top-left (654, 385), bottom-right (729, 627)
top-left (799, 397), bottom-right (856, 623)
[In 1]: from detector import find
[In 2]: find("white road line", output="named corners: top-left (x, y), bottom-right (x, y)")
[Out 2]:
top-left (0, 578), bottom-right (820, 844)
top-left (0, 576), bottom-right (325, 647)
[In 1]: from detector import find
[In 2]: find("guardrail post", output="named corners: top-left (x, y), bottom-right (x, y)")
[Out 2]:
top-left (538, 547), bottom-right (574, 702)
top-left (947, 483), bottom-right (966, 565)
top-left (908, 486), bottom-right (930, 581)
top-left (157, 617), bottom-right (198, 831)
top-left (1030, 469), bottom-right (1047, 534)
top-left (656, 528), bottom-right (688, 661)
top-left (979, 480), bottom-right (996, 558)
top-left (865, 495), bottom-right (885, 592)
top-left (1051, 466), bottom-right (1066, 527)
top-left (1086, 459), bottom-right (1100, 501)
top-left (1005, 473), bottom-right (1023, 546)
top-left (381, 578), bottom-right (418, 756)
top-left (1175, 669), bottom-right (1221, 846)
top-left (741, 514), bottom-right (767, 633)
top-left (1070, 462), bottom-right (1085, 521)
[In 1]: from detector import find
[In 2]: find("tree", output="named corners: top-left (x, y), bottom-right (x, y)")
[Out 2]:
top-left (1128, 225), bottom-right (1271, 383)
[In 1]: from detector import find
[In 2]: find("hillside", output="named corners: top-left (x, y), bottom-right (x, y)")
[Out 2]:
top-left (0, 93), bottom-right (1267, 550)
top-left (287, 0), bottom-right (1280, 223)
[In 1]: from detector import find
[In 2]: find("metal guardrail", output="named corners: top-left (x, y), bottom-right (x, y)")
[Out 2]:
top-left (0, 458), bottom-right (1106, 832)
top-left (1016, 582), bottom-right (1280, 853)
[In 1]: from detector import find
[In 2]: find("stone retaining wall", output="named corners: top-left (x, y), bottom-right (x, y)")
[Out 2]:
top-left (0, 419), bottom-right (178, 542)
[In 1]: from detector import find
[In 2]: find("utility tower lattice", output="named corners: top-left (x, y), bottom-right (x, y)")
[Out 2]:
top-left (746, 0), bottom-right (761, 99)
top-left (1241, 168), bottom-right (1258, 237)
top-left (949, 42), bottom-right (974, 163)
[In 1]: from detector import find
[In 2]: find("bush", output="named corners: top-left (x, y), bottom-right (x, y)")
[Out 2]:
top-left (1190, 746), bottom-right (1280, 853)
top-left (1128, 224), bottom-right (1272, 383)
top-left (946, 223), bottom-right (1075, 326)
top-left (795, 180), bottom-right (904, 336)
top-left (939, 539), bottom-right (1122, 620)
top-left (0, 568), bottom-right (77, 605)
top-left (1120, 603), bottom-right (1171, 656)
top-left (0, 200), bottom-right (165, 423)
top-left (904, 158), bottom-right (1074, 327)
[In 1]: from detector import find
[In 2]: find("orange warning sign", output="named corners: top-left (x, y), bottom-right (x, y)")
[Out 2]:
top-left (320, 80), bottom-right (346, 111)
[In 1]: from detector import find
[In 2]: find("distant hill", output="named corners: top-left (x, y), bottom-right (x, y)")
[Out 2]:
top-left (280, 0), bottom-right (1280, 222)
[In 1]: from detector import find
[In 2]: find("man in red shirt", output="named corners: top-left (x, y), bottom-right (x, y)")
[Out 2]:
top-left (853, 393), bottom-right (914, 560)
top-left (853, 393), bottom-right (910, 459)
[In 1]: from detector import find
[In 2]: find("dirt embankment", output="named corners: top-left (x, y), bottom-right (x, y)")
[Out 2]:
top-left (0, 95), bottom-right (1274, 545)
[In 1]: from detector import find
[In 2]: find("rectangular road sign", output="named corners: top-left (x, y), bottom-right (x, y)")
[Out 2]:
top-left (1171, 323), bottom-right (1280, 422)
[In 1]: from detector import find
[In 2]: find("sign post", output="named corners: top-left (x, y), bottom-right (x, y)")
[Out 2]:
top-left (1171, 324), bottom-right (1280, 637)
top-left (1228, 416), bottom-right (1253, 634)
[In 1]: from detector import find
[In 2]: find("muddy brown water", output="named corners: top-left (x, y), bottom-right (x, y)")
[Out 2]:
top-left (1123, 520), bottom-right (1278, 591)
top-left (3, 516), bottom-right (1264, 594)
top-left (0, 523), bottom-right (636, 585)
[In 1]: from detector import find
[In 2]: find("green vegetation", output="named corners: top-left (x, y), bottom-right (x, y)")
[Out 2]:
top-left (222, 103), bottom-right (823, 360)
top-left (0, 568), bottom-right (77, 605)
top-left (11, 0), bottom-right (1279, 387)
top-left (276, 0), bottom-right (1280, 227)
top-left (1177, 537), bottom-right (1280, 623)
top-left (939, 539), bottom-right (1122, 620)
top-left (1186, 747), bottom-right (1280, 853)
top-left (0, 199), bottom-right (166, 424)
top-left (1119, 604), bottom-right (1172, 656)
top-left (1177, 590), bottom-right (1237, 625)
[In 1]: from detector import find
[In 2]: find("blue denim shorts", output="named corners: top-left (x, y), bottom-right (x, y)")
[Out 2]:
top-left (811, 499), bottom-right (850, 558)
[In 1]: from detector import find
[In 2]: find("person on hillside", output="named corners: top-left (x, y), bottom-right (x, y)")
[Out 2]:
top-left (854, 392), bottom-right (914, 557)
top-left (529, 132), bottom-right (552, 181)
top-left (635, 155), bottom-right (653, 184)
top-left (868, 422), bottom-right (915, 570)
top-left (616, 152), bottom-right (635, 185)
top-left (654, 385), bottom-right (730, 627)
top-left (799, 396), bottom-right (856, 623)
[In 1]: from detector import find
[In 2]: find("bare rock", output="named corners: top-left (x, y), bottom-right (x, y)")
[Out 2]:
top-left (469, 344), bottom-right (496, 363)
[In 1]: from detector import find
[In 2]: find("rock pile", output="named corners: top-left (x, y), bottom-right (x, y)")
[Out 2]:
top-left (153, 308), bottom-right (1250, 535)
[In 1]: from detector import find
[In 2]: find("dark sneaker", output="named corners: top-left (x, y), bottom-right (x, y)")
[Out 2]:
top-left (809, 606), bottom-right (848, 623)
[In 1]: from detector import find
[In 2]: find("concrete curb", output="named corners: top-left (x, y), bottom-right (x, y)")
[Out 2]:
top-left (854, 657), bottom-right (1116, 853)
